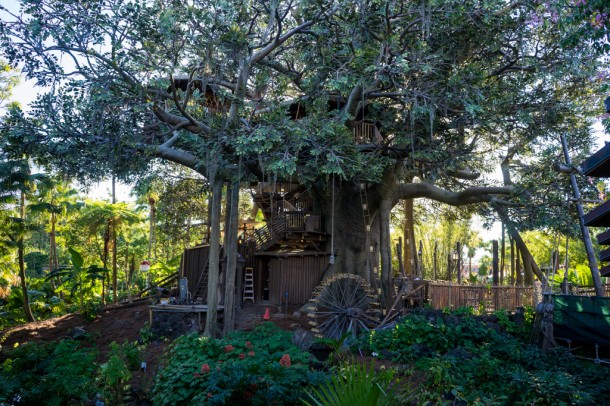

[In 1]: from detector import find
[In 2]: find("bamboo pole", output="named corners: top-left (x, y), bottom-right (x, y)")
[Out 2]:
top-left (560, 134), bottom-right (604, 297)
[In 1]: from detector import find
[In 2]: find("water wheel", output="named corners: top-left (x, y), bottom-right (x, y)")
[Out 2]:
top-left (308, 273), bottom-right (381, 339)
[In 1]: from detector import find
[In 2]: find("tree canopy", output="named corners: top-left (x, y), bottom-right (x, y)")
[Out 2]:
top-left (1, 0), bottom-right (606, 199)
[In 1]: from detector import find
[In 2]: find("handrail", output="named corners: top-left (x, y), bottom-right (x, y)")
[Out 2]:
top-left (353, 122), bottom-right (382, 144)
top-left (137, 272), bottom-right (178, 297)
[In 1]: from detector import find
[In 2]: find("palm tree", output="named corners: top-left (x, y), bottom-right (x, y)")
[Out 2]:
top-left (0, 159), bottom-right (47, 322)
top-left (72, 201), bottom-right (141, 303)
top-left (29, 177), bottom-right (83, 294)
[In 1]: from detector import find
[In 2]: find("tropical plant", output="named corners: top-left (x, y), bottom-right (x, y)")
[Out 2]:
top-left (304, 363), bottom-right (396, 406)
top-left (359, 310), bottom-right (609, 405)
top-left (46, 247), bottom-right (107, 314)
top-left (97, 341), bottom-right (134, 406)
top-left (0, 158), bottom-right (48, 322)
top-left (28, 176), bottom-right (83, 293)
top-left (0, 59), bottom-right (20, 111)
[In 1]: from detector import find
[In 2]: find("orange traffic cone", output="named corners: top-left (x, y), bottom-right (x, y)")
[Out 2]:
top-left (263, 307), bottom-right (270, 320)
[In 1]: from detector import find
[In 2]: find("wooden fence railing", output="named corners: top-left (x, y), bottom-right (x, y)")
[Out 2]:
top-left (426, 283), bottom-right (535, 312)
top-left (353, 122), bottom-right (383, 144)
top-left (572, 284), bottom-right (610, 297)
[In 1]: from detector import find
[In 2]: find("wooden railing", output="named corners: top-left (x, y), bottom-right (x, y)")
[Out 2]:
top-left (572, 284), bottom-right (610, 297)
top-left (426, 283), bottom-right (535, 312)
top-left (137, 272), bottom-right (178, 297)
top-left (285, 211), bottom-right (306, 231)
top-left (353, 122), bottom-right (383, 144)
top-left (252, 214), bottom-right (287, 252)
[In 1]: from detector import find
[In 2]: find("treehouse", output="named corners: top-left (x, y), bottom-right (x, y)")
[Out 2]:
top-left (165, 76), bottom-right (231, 114)
top-left (175, 90), bottom-right (388, 307)
top-left (286, 98), bottom-right (384, 145)
top-left (178, 182), bottom-right (330, 306)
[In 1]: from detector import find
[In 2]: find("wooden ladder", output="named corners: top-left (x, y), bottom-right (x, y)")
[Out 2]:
top-left (243, 267), bottom-right (255, 302)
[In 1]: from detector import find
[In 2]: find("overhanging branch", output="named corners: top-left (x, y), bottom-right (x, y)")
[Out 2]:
top-left (394, 183), bottom-right (513, 206)
top-left (155, 144), bottom-right (199, 170)
top-left (153, 106), bottom-right (212, 134)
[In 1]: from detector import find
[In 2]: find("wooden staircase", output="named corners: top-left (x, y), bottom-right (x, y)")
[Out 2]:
top-left (192, 262), bottom-right (209, 301)
top-left (240, 184), bottom-right (325, 257)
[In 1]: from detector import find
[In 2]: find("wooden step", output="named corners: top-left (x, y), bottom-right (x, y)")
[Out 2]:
top-left (597, 229), bottom-right (610, 245)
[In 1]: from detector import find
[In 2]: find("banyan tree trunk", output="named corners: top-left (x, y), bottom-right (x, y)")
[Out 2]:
top-left (204, 173), bottom-right (223, 337)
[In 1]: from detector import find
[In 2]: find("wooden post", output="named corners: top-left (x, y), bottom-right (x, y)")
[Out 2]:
top-left (516, 248), bottom-right (523, 286)
top-left (492, 240), bottom-right (499, 286)
top-left (456, 242), bottom-right (462, 284)
top-left (500, 223), bottom-right (505, 285)
top-left (510, 237), bottom-right (515, 286)
top-left (397, 238), bottom-right (405, 277)
top-left (433, 241), bottom-right (438, 280)
top-left (418, 240), bottom-right (423, 278)
top-left (447, 252), bottom-right (452, 282)
top-left (403, 200), bottom-right (417, 277)
top-left (560, 134), bottom-right (605, 297)
top-left (112, 176), bottom-right (118, 304)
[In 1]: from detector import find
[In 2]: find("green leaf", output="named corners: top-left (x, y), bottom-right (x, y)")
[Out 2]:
top-left (68, 247), bottom-right (84, 270)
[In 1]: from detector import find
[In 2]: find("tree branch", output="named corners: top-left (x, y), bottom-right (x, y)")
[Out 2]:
top-left (155, 144), bottom-right (199, 169)
top-left (153, 106), bottom-right (212, 134)
top-left (446, 169), bottom-right (481, 180)
top-left (394, 183), bottom-right (513, 206)
top-left (248, 20), bottom-right (315, 64)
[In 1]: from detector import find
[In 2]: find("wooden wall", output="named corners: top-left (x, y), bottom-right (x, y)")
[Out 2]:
top-left (267, 255), bottom-right (329, 305)
top-left (181, 245), bottom-right (210, 299)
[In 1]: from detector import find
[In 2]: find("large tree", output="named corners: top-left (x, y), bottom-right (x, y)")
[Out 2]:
top-left (1, 0), bottom-right (608, 309)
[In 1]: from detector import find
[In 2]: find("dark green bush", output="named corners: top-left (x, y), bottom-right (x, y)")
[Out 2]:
top-left (0, 339), bottom-right (97, 405)
top-left (152, 322), bottom-right (330, 405)
top-left (360, 311), bottom-right (609, 405)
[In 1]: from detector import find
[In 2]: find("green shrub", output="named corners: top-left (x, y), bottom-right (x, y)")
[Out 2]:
top-left (0, 339), bottom-right (97, 405)
top-left (359, 312), bottom-right (609, 405)
top-left (152, 322), bottom-right (330, 405)
top-left (121, 340), bottom-right (141, 370)
top-left (304, 363), bottom-right (396, 406)
top-left (97, 342), bottom-right (132, 406)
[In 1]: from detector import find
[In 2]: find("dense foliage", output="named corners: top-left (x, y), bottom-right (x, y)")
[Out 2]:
top-left (0, 339), bottom-right (98, 405)
top-left (152, 323), bottom-right (330, 405)
top-left (360, 309), bottom-right (610, 405)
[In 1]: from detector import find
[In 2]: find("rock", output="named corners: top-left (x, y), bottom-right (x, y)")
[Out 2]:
top-left (70, 326), bottom-right (87, 339)
top-left (380, 349), bottom-right (395, 359)
top-left (299, 302), bottom-right (315, 314)
top-left (292, 311), bottom-right (302, 318)
top-left (513, 306), bottom-right (525, 327)
top-left (293, 328), bottom-right (314, 350)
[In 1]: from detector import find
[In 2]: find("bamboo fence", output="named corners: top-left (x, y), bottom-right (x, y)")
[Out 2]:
top-left (426, 283), bottom-right (535, 312)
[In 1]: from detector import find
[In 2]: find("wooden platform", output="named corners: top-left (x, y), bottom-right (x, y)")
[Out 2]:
top-left (597, 228), bottom-right (610, 245)
top-left (600, 247), bottom-right (610, 263)
top-left (581, 142), bottom-right (610, 177)
top-left (148, 304), bottom-right (224, 326)
top-left (583, 200), bottom-right (610, 227)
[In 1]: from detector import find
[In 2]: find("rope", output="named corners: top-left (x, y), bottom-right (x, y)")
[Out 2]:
top-left (330, 174), bottom-right (335, 265)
